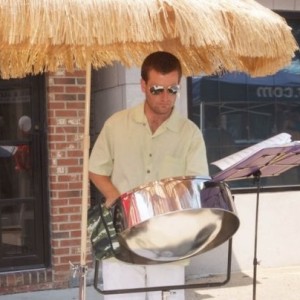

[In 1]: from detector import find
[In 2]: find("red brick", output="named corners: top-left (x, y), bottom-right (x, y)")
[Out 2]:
top-left (51, 224), bottom-right (59, 231)
top-left (70, 214), bottom-right (81, 222)
top-left (58, 190), bottom-right (81, 198)
top-left (67, 150), bottom-right (83, 157)
top-left (50, 182), bottom-right (69, 190)
top-left (47, 110), bottom-right (55, 118)
top-left (52, 248), bottom-right (70, 255)
top-left (55, 93), bottom-right (77, 101)
top-left (53, 264), bottom-right (71, 272)
top-left (52, 199), bottom-right (69, 206)
top-left (53, 78), bottom-right (76, 85)
top-left (68, 198), bottom-right (82, 205)
top-left (54, 142), bottom-right (77, 150)
top-left (51, 215), bottom-right (69, 222)
top-left (66, 101), bottom-right (85, 109)
top-left (49, 134), bottom-right (66, 142)
top-left (57, 158), bottom-right (79, 166)
top-left (60, 239), bottom-right (80, 247)
top-left (68, 166), bottom-right (83, 173)
top-left (48, 102), bottom-right (65, 109)
top-left (52, 232), bottom-right (69, 239)
top-left (56, 126), bottom-right (78, 134)
top-left (59, 206), bottom-right (80, 214)
top-left (65, 86), bottom-right (86, 93)
top-left (6, 274), bottom-right (15, 286)
top-left (59, 222), bottom-right (81, 231)
top-left (71, 230), bottom-right (82, 238)
top-left (48, 86), bottom-right (65, 93)
top-left (51, 240), bottom-right (59, 247)
top-left (54, 110), bottom-right (78, 117)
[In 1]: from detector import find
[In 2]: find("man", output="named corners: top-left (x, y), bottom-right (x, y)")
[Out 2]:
top-left (89, 51), bottom-right (208, 299)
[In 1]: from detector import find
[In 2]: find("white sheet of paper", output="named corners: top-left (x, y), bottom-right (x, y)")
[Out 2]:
top-left (211, 133), bottom-right (292, 171)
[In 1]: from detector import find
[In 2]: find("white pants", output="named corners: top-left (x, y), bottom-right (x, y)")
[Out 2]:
top-left (100, 258), bottom-right (186, 300)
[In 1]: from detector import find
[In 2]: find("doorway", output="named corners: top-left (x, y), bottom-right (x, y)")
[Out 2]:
top-left (0, 75), bottom-right (50, 270)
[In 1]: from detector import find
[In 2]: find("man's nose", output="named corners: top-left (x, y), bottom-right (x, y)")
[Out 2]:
top-left (161, 89), bottom-right (170, 99)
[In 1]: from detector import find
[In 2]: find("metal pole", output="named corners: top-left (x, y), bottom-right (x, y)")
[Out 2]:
top-left (162, 291), bottom-right (170, 300)
top-left (79, 62), bottom-right (92, 300)
top-left (252, 170), bottom-right (261, 300)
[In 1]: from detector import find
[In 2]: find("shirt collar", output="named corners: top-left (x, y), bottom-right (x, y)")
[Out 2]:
top-left (132, 102), bottom-right (182, 132)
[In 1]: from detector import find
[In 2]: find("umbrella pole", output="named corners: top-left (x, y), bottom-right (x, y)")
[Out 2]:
top-left (79, 62), bottom-right (92, 300)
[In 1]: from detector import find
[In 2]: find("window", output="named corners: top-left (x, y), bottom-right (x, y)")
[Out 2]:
top-left (188, 12), bottom-right (300, 190)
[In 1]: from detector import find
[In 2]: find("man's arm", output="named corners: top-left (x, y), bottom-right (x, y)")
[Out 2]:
top-left (89, 171), bottom-right (121, 208)
top-left (186, 128), bottom-right (209, 176)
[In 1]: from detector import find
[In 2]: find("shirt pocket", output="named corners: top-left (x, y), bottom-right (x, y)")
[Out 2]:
top-left (159, 155), bottom-right (185, 179)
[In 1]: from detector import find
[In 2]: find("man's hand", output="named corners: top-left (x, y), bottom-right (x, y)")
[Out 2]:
top-left (89, 172), bottom-right (120, 208)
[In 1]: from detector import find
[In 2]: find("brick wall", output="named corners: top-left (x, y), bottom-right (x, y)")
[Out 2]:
top-left (0, 269), bottom-right (53, 294)
top-left (0, 69), bottom-right (93, 295)
top-left (47, 69), bottom-right (92, 287)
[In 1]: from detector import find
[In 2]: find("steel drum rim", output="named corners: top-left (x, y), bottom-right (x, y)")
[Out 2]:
top-left (118, 207), bottom-right (238, 234)
top-left (121, 175), bottom-right (212, 196)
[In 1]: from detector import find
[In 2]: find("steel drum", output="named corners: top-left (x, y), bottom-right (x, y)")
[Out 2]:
top-left (113, 176), bottom-right (239, 264)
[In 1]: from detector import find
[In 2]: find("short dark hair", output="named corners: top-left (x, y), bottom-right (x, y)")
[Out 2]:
top-left (141, 51), bottom-right (182, 82)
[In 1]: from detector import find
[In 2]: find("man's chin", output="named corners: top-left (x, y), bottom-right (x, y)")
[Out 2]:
top-left (156, 105), bottom-right (174, 115)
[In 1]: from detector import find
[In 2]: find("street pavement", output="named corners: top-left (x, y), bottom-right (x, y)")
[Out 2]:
top-left (0, 266), bottom-right (300, 299)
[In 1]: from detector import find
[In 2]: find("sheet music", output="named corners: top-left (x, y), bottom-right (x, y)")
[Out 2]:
top-left (211, 133), bottom-right (292, 171)
top-left (211, 133), bottom-right (300, 182)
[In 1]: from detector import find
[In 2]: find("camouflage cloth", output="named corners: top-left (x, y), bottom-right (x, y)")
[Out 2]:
top-left (87, 202), bottom-right (121, 260)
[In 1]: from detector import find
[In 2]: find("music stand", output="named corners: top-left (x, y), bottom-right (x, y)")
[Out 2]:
top-left (212, 143), bottom-right (300, 300)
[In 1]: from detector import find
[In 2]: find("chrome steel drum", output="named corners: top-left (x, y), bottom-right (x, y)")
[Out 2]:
top-left (113, 176), bottom-right (239, 264)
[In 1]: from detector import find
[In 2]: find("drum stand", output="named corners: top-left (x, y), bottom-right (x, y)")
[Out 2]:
top-left (93, 237), bottom-right (234, 297)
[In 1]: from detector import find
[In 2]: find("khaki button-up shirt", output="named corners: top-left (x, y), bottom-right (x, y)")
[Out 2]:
top-left (89, 102), bottom-right (208, 194)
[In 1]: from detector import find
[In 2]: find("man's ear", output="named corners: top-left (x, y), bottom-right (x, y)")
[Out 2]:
top-left (141, 79), bottom-right (146, 93)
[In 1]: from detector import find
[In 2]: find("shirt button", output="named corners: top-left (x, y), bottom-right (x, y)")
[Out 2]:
top-left (147, 170), bottom-right (150, 174)
top-left (149, 153), bottom-right (152, 157)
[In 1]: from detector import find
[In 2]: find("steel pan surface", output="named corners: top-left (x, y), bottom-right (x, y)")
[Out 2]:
top-left (114, 176), bottom-right (239, 264)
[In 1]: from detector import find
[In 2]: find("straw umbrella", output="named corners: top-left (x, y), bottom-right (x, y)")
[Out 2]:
top-left (0, 1), bottom-right (297, 300)
top-left (0, 0), bottom-right (298, 78)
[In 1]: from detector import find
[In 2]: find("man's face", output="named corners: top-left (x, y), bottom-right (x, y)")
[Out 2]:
top-left (141, 69), bottom-right (180, 116)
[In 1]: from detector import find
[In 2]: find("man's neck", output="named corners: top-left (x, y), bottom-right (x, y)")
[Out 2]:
top-left (144, 103), bottom-right (172, 134)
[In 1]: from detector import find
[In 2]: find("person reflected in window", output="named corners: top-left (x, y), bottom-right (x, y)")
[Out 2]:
top-left (283, 110), bottom-right (300, 140)
top-left (203, 108), bottom-right (236, 176)
top-left (13, 115), bottom-right (32, 197)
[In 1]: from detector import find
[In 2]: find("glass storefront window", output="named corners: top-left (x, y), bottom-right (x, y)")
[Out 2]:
top-left (188, 13), bottom-right (300, 190)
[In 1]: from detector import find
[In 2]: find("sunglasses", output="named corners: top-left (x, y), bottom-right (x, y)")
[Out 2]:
top-left (149, 85), bottom-right (180, 95)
